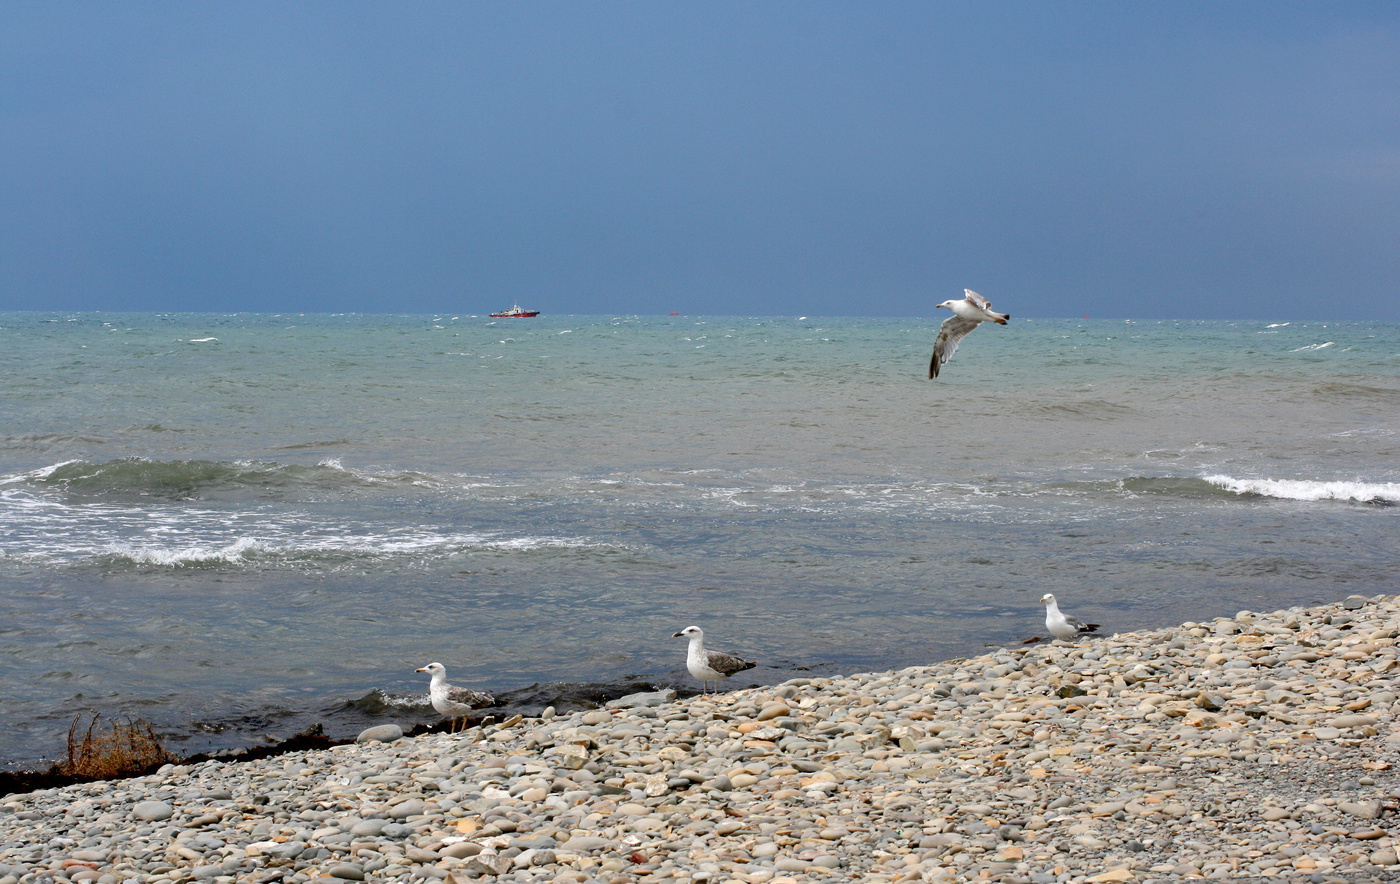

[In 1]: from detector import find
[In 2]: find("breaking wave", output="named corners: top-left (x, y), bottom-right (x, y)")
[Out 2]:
top-left (1, 458), bottom-right (445, 501)
top-left (20, 530), bottom-right (609, 570)
top-left (1204, 475), bottom-right (1400, 504)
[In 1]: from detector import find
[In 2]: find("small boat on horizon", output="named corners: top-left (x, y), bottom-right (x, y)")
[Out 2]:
top-left (489, 304), bottom-right (540, 318)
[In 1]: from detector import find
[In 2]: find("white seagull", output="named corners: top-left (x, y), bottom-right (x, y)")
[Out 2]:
top-left (416, 662), bottom-right (495, 731)
top-left (672, 625), bottom-right (756, 695)
top-left (1040, 593), bottom-right (1100, 641)
top-left (929, 289), bottom-right (1010, 378)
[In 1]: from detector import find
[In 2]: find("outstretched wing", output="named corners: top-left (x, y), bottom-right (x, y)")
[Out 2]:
top-left (963, 289), bottom-right (993, 311)
top-left (929, 315), bottom-right (981, 378)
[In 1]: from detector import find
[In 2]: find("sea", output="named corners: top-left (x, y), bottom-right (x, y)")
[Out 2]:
top-left (2, 312), bottom-right (1398, 769)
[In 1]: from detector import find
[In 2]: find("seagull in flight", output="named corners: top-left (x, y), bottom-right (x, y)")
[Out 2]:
top-left (929, 289), bottom-right (1010, 378)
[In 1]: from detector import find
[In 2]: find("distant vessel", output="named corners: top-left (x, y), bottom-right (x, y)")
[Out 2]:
top-left (489, 304), bottom-right (539, 318)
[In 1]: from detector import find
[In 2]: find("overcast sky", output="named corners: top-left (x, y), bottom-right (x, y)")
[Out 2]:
top-left (2, 2), bottom-right (1397, 319)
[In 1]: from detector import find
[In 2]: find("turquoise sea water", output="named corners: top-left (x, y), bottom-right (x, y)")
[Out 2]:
top-left (2, 313), bottom-right (1398, 767)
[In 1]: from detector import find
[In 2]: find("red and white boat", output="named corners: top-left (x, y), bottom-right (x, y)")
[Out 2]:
top-left (489, 304), bottom-right (539, 318)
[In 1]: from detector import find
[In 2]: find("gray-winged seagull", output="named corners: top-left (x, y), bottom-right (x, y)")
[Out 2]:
top-left (929, 289), bottom-right (1010, 378)
top-left (1040, 593), bottom-right (1100, 640)
top-left (672, 625), bottom-right (756, 695)
top-left (416, 662), bottom-right (495, 731)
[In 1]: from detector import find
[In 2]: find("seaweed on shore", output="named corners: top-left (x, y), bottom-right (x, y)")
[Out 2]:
top-left (0, 714), bottom-right (179, 798)
top-left (170, 722), bottom-right (344, 766)
top-left (0, 679), bottom-right (696, 799)
top-left (62, 713), bottom-right (177, 780)
top-left (0, 722), bottom-right (341, 800)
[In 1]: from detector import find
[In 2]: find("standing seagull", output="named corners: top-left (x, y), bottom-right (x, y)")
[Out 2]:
top-left (1040, 593), bottom-right (1100, 640)
top-left (929, 289), bottom-right (1010, 378)
top-left (416, 662), bottom-right (495, 731)
top-left (672, 625), bottom-right (756, 695)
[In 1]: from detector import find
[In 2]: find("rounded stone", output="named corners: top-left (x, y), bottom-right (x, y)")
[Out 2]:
top-left (441, 841), bottom-right (482, 859)
top-left (132, 801), bottom-right (174, 822)
top-left (757, 703), bottom-right (791, 721)
top-left (328, 865), bottom-right (365, 881)
top-left (350, 819), bottom-right (387, 836)
top-left (356, 724), bottom-right (403, 744)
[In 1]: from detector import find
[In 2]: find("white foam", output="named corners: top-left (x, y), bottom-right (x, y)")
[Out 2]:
top-left (100, 530), bottom-right (602, 565)
top-left (107, 536), bottom-right (267, 566)
top-left (1205, 475), bottom-right (1400, 503)
top-left (1266, 322), bottom-right (1290, 329)
top-left (0, 461), bottom-right (82, 486)
top-left (1291, 342), bottom-right (1335, 352)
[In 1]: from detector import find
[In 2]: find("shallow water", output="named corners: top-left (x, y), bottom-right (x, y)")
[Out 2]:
top-left (2, 313), bottom-right (1397, 766)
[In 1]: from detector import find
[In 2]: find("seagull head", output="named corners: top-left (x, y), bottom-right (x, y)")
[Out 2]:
top-left (936, 300), bottom-right (953, 310)
top-left (672, 625), bottom-right (703, 639)
top-left (1040, 593), bottom-right (1056, 606)
top-left (416, 662), bottom-right (446, 676)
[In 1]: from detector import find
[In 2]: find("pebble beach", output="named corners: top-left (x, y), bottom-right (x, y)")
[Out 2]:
top-left (6, 594), bottom-right (1400, 884)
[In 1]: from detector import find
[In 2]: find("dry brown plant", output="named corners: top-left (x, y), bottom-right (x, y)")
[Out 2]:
top-left (61, 713), bottom-right (176, 780)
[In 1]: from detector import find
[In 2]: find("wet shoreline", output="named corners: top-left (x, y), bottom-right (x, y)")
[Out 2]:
top-left (0, 678), bottom-right (712, 797)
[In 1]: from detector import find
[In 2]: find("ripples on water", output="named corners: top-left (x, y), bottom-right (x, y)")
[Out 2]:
top-left (1, 314), bottom-right (1397, 766)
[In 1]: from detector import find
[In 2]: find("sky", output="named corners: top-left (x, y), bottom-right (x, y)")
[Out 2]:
top-left (1, 2), bottom-right (1397, 320)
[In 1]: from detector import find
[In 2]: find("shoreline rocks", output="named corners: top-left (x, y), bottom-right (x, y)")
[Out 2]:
top-left (5, 594), bottom-right (1400, 883)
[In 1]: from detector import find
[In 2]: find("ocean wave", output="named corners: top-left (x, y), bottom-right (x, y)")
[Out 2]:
top-left (1, 434), bottom-right (110, 452)
top-left (1291, 342), bottom-right (1335, 352)
top-left (88, 531), bottom-right (610, 569)
top-left (1204, 475), bottom-right (1400, 504)
top-left (1, 458), bottom-right (447, 501)
top-left (0, 486), bottom-right (615, 569)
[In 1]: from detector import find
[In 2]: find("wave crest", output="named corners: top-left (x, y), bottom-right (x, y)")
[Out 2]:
top-left (1205, 475), bottom-right (1400, 504)
top-left (6, 458), bottom-right (440, 501)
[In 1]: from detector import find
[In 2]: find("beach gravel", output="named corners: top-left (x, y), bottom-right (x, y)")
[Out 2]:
top-left (6, 594), bottom-right (1400, 883)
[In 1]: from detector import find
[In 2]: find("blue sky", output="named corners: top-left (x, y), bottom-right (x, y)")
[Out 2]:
top-left (2, 2), bottom-right (1397, 319)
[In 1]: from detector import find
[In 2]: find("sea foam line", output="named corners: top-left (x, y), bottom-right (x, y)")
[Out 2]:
top-left (1205, 475), bottom-right (1400, 503)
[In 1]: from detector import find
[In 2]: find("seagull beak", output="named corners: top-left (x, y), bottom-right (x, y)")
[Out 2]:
top-left (671, 631), bottom-right (685, 638)
top-left (415, 667), bottom-right (427, 672)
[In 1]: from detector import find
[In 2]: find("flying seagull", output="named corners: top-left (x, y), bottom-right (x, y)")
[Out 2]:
top-left (1040, 593), bottom-right (1100, 640)
top-left (929, 289), bottom-right (1010, 378)
top-left (416, 662), bottom-right (495, 731)
top-left (672, 625), bottom-right (756, 695)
